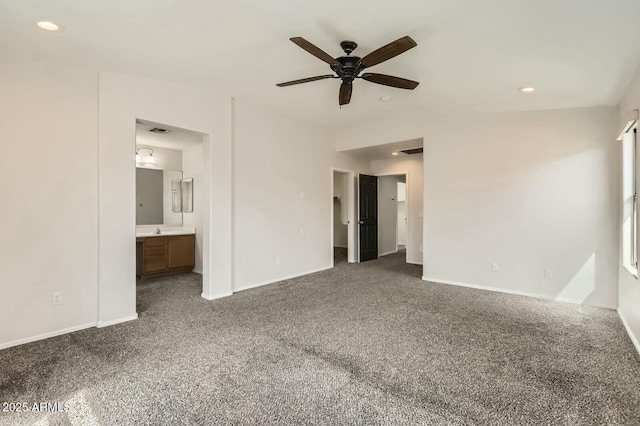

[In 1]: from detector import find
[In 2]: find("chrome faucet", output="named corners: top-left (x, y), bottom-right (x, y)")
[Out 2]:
top-left (155, 227), bottom-right (162, 235)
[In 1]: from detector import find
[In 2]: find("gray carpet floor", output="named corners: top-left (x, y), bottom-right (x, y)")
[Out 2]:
top-left (1, 251), bottom-right (639, 425)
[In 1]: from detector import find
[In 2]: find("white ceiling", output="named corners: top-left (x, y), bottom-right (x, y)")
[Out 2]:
top-left (136, 120), bottom-right (204, 150)
top-left (3, 1), bottom-right (640, 129)
top-left (343, 138), bottom-right (423, 162)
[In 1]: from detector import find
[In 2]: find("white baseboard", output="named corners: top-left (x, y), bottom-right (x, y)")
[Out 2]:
top-left (618, 309), bottom-right (640, 357)
top-left (0, 322), bottom-right (97, 351)
top-left (421, 276), bottom-right (615, 308)
top-left (192, 269), bottom-right (203, 275)
top-left (234, 266), bottom-right (333, 293)
top-left (201, 291), bottom-right (233, 301)
top-left (407, 260), bottom-right (423, 265)
top-left (379, 250), bottom-right (398, 257)
top-left (97, 314), bottom-right (138, 328)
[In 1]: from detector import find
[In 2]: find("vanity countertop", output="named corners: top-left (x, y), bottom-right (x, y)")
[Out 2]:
top-left (136, 226), bottom-right (196, 238)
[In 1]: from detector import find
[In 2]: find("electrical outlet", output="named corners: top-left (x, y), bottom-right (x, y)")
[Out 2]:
top-left (300, 229), bottom-right (305, 235)
top-left (492, 262), bottom-right (499, 272)
top-left (544, 268), bottom-right (553, 278)
top-left (300, 192), bottom-right (305, 199)
top-left (52, 292), bottom-right (62, 306)
top-left (276, 257), bottom-right (281, 265)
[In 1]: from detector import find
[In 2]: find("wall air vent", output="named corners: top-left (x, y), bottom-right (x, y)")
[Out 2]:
top-left (400, 147), bottom-right (423, 155)
top-left (149, 127), bottom-right (170, 134)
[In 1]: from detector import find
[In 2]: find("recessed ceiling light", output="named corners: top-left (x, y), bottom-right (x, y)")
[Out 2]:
top-left (518, 87), bottom-right (536, 93)
top-left (37, 20), bottom-right (62, 31)
top-left (392, 152), bottom-right (399, 156)
top-left (379, 96), bottom-right (392, 102)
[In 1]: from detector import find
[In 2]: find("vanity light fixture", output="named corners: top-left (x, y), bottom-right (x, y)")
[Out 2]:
top-left (391, 152), bottom-right (399, 156)
top-left (136, 147), bottom-right (156, 165)
top-left (518, 87), bottom-right (536, 93)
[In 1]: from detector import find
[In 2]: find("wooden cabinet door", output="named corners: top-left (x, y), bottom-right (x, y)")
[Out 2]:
top-left (167, 235), bottom-right (195, 269)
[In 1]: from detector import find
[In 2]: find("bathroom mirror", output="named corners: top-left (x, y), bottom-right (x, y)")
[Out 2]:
top-left (136, 168), bottom-right (183, 225)
top-left (170, 177), bottom-right (193, 213)
top-left (182, 178), bottom-right (194, 213)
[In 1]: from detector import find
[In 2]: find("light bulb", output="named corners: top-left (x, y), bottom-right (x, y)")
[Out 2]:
top-left (37, 20), bottom-right (61, 31)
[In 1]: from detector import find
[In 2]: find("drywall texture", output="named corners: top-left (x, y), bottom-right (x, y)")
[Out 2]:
top-left (371, 156), bottom-right (424, 265)
top-left (182, 142), bottom-right (204, 273)
top-left (333, 199), bottom-right (348, 247)
top-left (618, 65), bottom-right (640, 353)
top-left (338, 107), bottom-right (618, 308)
top-left (378, 176), bottom-right (399, 256)
top-left (398, 181), bottom-right (407, 245)
top-left (161, 170), bottom-right (184, 226)
top-left (136, 145), bottom-right (182, 171)
top-left (0, 62), bottom-right (99, 348)
top-left (333, 172), bottom-right (348, 248)
top-left (233, 101), bottom-right (371, 291)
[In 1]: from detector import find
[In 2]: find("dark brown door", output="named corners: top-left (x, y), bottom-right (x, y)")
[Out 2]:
top-left (359, 174), bottom-right (378, 262)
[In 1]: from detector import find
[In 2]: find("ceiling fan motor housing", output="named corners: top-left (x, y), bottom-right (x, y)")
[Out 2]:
top-left (331, 55), bottom-right (363, 83)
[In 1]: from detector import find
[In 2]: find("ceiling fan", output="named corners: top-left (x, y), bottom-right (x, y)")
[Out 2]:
top-left (276, 36), bottom-right (419, 106)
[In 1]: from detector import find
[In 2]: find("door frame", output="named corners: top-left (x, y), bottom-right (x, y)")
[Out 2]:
top-left (331, 167), bottom-right (357, 266)
top-left (133, 120), bottom-right (213, 301)
top-left (374, 170), bottom-right (409, 259)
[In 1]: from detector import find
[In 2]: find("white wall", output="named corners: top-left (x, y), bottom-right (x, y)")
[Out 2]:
top-left (338, 107), bottom-right (618, 308)
top-left (333, 199), bottom-right (348, 247)
top-left (371, 156), bottom-right (424, 265)
top-left (182, 143), bottom-right (204, 273)
top-left (398, 182), bottom-right (407, 245)
top-left (233, 101), bottom-right (370, 291)
top-left (378, 176), bottom-right (399, 256)
top-left (0, 62), bottom-right (99, 348)
top-left (333, 171), bottom-right (348, 248)
top-left (618, 65), bottom-right (640, 353)
top-left (136, 145), bottom-right (182, 171)
top-left (161, 170), bottom-right (183, 226)
top-left (98, 71), bottom-right (233, 322)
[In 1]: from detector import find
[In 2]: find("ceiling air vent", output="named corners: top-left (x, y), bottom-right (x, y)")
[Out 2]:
top-left (149, 127), bottom-right (170, 134)
top-left (400, 147), bottom-right (423, 155)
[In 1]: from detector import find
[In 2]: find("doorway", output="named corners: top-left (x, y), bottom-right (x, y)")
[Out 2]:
top-left (331, 168), bottom-right (356, 266)
top-left (134, 119), bottom-right (208, 305)
top-left (375, 173), bottom-right (408, 262)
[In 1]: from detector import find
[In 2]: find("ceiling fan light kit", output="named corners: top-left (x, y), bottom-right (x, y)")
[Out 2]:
top-left (277, 36), bottom-right (419, 106)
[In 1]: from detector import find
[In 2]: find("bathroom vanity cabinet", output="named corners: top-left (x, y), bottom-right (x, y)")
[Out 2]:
top-left (136, 234), bottom-right (195, 279)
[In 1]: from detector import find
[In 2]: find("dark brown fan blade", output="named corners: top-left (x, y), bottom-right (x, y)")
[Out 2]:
top-left (361, 73), bottom-right (419, 90)
top-left (276, 75), bottom-right (335, 87)
top-left (339, 82), bottom-right (352, 105)
top-left (290, 37), bottom-right (338, 66)
top-left (358, 36), bottom-right (417, 68)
